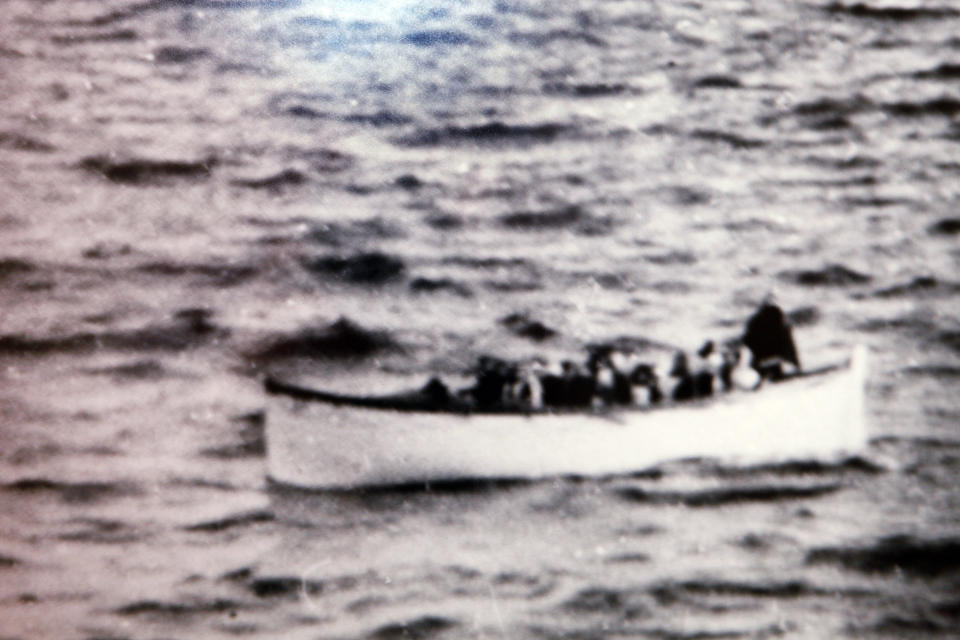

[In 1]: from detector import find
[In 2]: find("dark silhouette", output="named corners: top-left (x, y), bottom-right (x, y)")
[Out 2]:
top-left (563, 360), bottom-right (596, 408)
top-left (742, 297), bottom-right (801, 379)
top-left (668, 351), bottom-right (697, 401)
top-left (464, 356), bottom-right (517, 408)
top-left (630, 363), bottom-right (663, 404)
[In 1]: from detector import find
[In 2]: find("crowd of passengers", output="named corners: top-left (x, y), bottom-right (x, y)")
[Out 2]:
top-left (442, 297), bottom-right (802, 411)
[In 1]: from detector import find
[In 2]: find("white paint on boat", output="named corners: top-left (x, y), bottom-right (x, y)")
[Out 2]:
top-left (266, 346), bottom-right (868, 489)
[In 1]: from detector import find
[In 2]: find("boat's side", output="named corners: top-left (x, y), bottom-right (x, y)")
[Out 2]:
top-left (266, 346), bottom-right (868, 489)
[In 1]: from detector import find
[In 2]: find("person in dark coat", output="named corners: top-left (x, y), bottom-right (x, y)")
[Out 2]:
top-left (465, 355), bottom-right (517, 408)
top-left (742, 294), bottom-right (801, 380)
top-left (563, 360), bottom-right (596, 408)
top-left (668, 351), bottom-right (698, 401)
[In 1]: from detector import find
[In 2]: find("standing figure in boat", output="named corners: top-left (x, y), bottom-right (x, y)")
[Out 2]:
top-left (742, 294), bottom-right (801, 381)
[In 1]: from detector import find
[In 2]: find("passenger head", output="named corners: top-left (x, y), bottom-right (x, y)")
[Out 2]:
top-left (630, 363), bottom-right (658, 387)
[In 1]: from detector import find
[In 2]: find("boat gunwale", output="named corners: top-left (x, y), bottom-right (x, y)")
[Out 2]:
top-left (262, 359), bottom-right (849, 417)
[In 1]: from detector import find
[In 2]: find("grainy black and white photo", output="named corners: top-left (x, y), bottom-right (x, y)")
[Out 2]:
top-left (2, 0), bottom-right (960, 638)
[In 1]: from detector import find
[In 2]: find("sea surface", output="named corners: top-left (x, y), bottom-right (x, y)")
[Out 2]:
top-left (2, 0), bottom-right (960, 638)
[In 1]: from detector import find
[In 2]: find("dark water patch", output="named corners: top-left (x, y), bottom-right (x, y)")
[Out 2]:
top-left (484, 279), bottom-right (542, 292)
top-left (59, 518), bottom-right (140, 544)
top-left (2, 479), bottom-right (138, 504)
top-left (632, 629), bottom-right (751, 640)
top-left (914, 63), bottom-right (960, 79)
top-left (0, 554), bottom-right (21, 568)
top-left (604, 552), bottom-right (651, 564)
top-left (842, 195), bottom-right (916, 208)
top-left (82, 242), bottom-right (132, 260)
top-left (928, 217), bottom-right (960, 235)
top-left (786, 306), bottom-right (820, 326)
top-left (934, 598), bottom-right (960, 620)
top-left (401, 30), bottom-right (472, 46)
top-left (0, 308), bottom-right (227, 356)
top-left (692, 74), bottom-right (742, 89)
top-left (395, 174), bottom-right (424, 190)
top-left (79, 155), bottom-right (216, 185)
top-left (936, 330), bottom-right (960, 353)
top-left (290, 477), bottom-right (532, 499)
top-left (651, 280), bottom-right (693, 294)
top-left (778, 263), bottom-right (872, 286)
top-left (84, 359), bottom-right (168, 381)
top-left (249, 576), bottom-right (321, 598)
top-left (645, 250), bottom-right (697, 266)
top-left (135, 261), bottom-right (257, 287)
top-left (882, 97), bottom-right (960, 118)
top-left (153, 45), bottom-right (209, 64)
top-left (823, 2), bottom-right (960, 20)
top-left (51, 29), bottom-right (138, 45)
top-left (588, 273), bottom-right (630, 290)
top-left (59, 0), bottom-right (291, 28)
top-left (861, 614), bottom-right (952, 634)
top-left (791, 95), bottom-right (871, 117)
top-left (805, 115), bottom-right (854, 130)
top-left (856, 311), bottom-right (939, 333)
top-left (0, 46), bottom-right (26, 58)
top-left (500, 313), bottom-right (557, 341)
top-left (344, 111), bottom-right (414, 127)
top-left (60, 4), bottom-right (151, 27)
top-left (221, 566), bottom-right (253, 583)
top-left (369, 615), bottom-right (459, 640)
top-left (616, 483), bottom-right (842, 507)
top-left (690, 129), bottom-right (765, 149)
top-left (216, 61), bottom-right (273, 76)
top-left (115, 598), bottom-right (246, 618)
top-left (901, 365), bottom-right (960, 379)
top-left (0, 332), bottom-right (99, 355)
top-left (0, 132), bottom-right (55, 153)
top-left (441, 256), bottom-right (533, 269)
top-left (736, 533), bottom-right (785, 551)
top-left (185, 509), bottom-right (274, 532)
top-left (307, 219), bottom-right (402, 246)
top-left (200, 411), bottom-right (265, 458)
top-left (302, 251), bottom-right (405, 284)
top-left (562, 587), bottom-right (640, 615)
top-left (652, 579), bottom-right (831, 601)
top-left (807, 534), bottom-right (960, 577)
top-left (231, 168), bottom-right (307, 190)
top-left (667, 186), bottom-right (711, 206)
top-left (284, 104), bottom-right (326, 119)
top-left (110, 308), bottom-right (228, 350)
top-left (805, 154), bottom-right (882, 170)
top-left (542, 82), bottom-right (630, 97)
top-left (399, 121), bottom-right (570, 147)
top-left (510, 29), bottom-right (606, 48)
top-left (499, 204), bottom-right (585, 230)
top-left (251, 317), bottom-right (400, 362)
top-left (0, 257), bottom-right (36, 279)
top-left (409, 277), bottom-right (472, 297)
top-left (873, 275), bottom-right (960, 297)
top-left (710, 456), bottom-right (883, 478)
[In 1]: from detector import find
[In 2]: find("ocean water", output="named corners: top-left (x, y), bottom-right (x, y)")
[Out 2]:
top-left (1, 0), bottom-right (959, 638)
